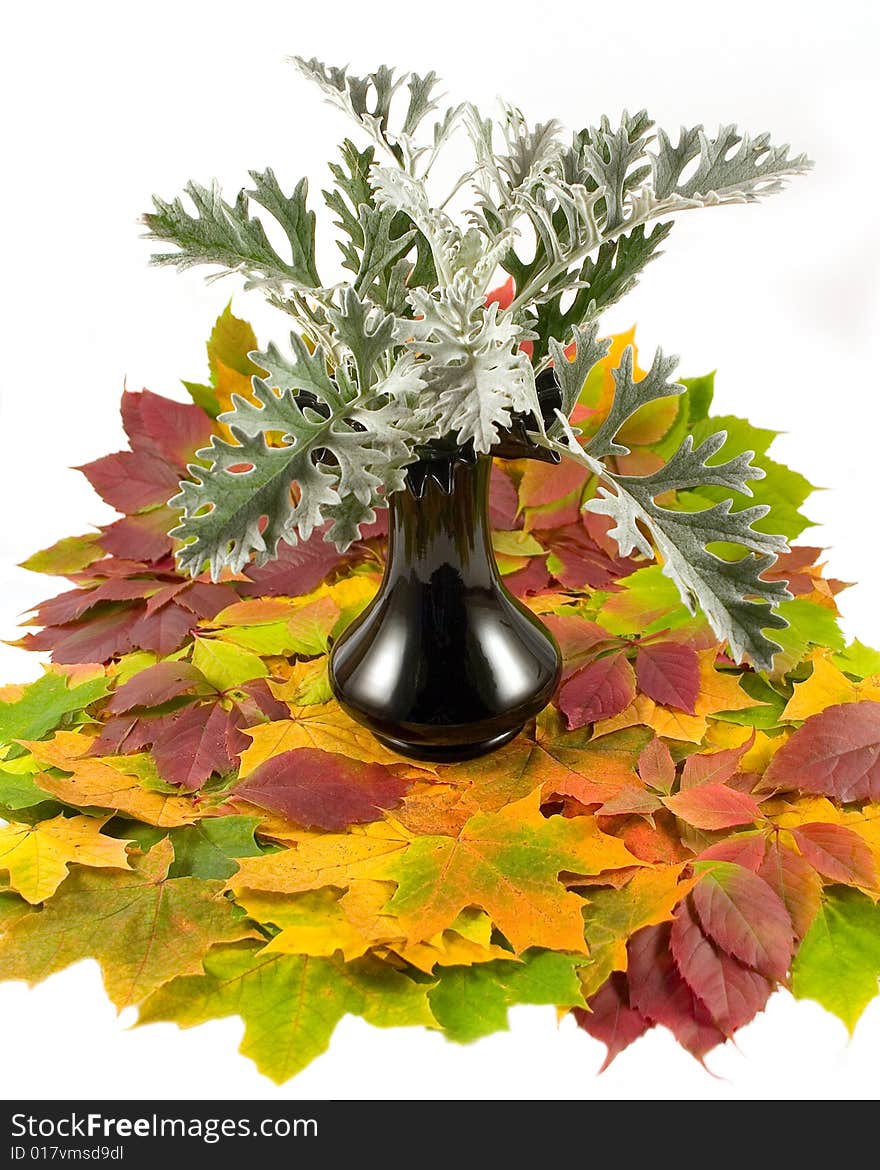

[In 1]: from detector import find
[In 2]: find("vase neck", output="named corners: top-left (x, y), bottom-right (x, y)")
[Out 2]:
top-left (386, 455), bottom-right (496, 587)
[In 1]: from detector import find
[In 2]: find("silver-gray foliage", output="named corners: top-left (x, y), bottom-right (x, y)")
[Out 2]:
top-left (144, 57), bottom-right (811, 667)
top-left (542, 346), bottom-right (791, 670)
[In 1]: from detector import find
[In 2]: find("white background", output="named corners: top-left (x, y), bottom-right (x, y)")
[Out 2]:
top-left (1, 0), bottom-right (879, 1100)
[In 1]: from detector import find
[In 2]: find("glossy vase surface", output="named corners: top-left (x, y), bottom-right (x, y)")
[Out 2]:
top-left (329, 453), bottom-right (561, 762)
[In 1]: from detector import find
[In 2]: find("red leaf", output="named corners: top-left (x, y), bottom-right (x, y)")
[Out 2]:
top-left (143, 582), bottom-right (189, 617)
top-left (19, 605), bottom-right (142, 664)
top-left (541, 615), bottom-right (617, 681)
top-left (236, 679), bottom-right (290, 723)
top-left (100, 509), bottom-right (176, 562)
top-left (558, 652), bottom-right (637, 729)
top-left (680, 736), bottom-right (755, 789)
top-left (519, 459), bottom-right (588, 510)
top-left (239, 528), bottom-right (349, 597)
top-left (758, 839), bottom-right (822, 940)
top-left (225, 705), bottom-right (252, 761)
top-left (662, 783), bottom-right (763, 830)
top-left (503, 556), bottom-right (552, 598)
top-left (174, 581), bottom-right (241, 619)
top-left (542, 523), bottom-right (640, 591)
top-left (597, 787), bottom-right (664, 817)
top-left (234, 747), bottom-right (410, 831)
top-left (128, 602), bottom-right (198, 655)
top-left (692, 862), bottom-right (794, 979)
top-left (78, 450), bottom-right (181, 514)
top-left (700, 835), bottom-right (766, 871)
top-left (68, 557), bottom-right (152, 580)
top-left (763, 701), bottom-right (880, 801)
top-left (30, 579), bottom-right (153, 627)
top-left (89, 715), bottom-right (159, 756)
top-left (627, 923), bottom-right (726, 1059)
top-left (637, 738), bottom-right (676, 794)
top-left (671, 896), bottom-right (772, 1035)
top-left (573, 972), bottom-right (651, 1070)
top-left (151, 703), bottom-right (236, 789)
top-left (121, 389), bottom-right (213, 468)
top-left (790, 823), bottom-right (877, 889)
top-left (635, 642), bottom-right (700, 714)
top-left (107, 661), bottom-right (208, 714)
top-left (488, 466), bottom-right (520, 530)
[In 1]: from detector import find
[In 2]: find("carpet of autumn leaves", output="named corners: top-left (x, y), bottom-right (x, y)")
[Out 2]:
top-left (3, 307), bottom-right (880, 1083)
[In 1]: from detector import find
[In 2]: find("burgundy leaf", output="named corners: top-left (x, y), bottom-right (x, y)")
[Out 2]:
top-left (503, 556), bottom-right (552, 598)
top-left (107, 661), bottom-right (208, 714)
top-left (174, 581), bottom-right (241, 619)
top-left (700, 835), bottom-right (766, 871)
top-left (239, 528), bottom-right (349, 597)
top-left (558, 652), bottom-right (636, 729)
top-left (635, 642), bottom-right (700, 714)
top-left (29, 578), bottom-right (153, 627)
top-left (573, 972), bottom-right (651, 1070)
top-left (790, 823), bottom-right (877, 889)
top-left (637, 738), bottom-right (676, 794)
top-left (597, 787), bottom-right (664, 817)
top-left (89, 714), bottom-right (159, 756)
top-left (763, 701), bottom-right (880, 801)
top-left (627, 923), bottom-right (726, 1060)
top-left (151, 703), bottom-right (236, 789)
top-left (542, 523), bottom-right (640, 591)
top-left (225, 705), bottom-right (252, 761)
top-left (99, 508), bottom-right (177, 562)
top-left (662, 783), bottom-right (763, 831)
top-left (142, 582), bottom-right (189, 617)
top-left (121, 389), bottom-right (213, 468)
top-left (671, 896), bottom-right (772, 1035)
top-left (235, 747), bottom-right (410, 831)
top-left (237, 679), bottom-right (290, 723)
top-left (488, 467), bottom-right (520, 530)
top-left (19, 605), bottom-right (142, 663)
top-left (692, 862), bottom-right (794, 980)
top-left (680, 736), bottom-right (754, 789)
top-left (128, 602), bottom-right (198, 655)
top-left (68, 557), bottom-right (153, 581)
top-left (541, 615), bottom-right (617, 681)
top-left (78, 450), bottom-right (182, 514)
top-left (758, 839), bottom-right (823, 940)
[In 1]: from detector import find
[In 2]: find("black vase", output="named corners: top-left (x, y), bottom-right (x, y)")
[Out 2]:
top-left (328, 450), bottom-right (562, 762)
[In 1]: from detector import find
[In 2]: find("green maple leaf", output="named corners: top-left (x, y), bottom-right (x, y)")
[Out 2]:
top-left (167, 816), bottom-right (265, 881)
top-left (138, 942), bottom-right (435, 1083)
top-left (792, 888), bottom-right (880, 1031)
top-left (0, 839), bottom-right (252, 1008)
top-left (0, 671), bottom-right (110, 746)
top-left (428, 949), bottom-right (587, 1043)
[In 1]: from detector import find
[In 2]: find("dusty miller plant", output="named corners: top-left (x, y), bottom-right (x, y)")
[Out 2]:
top-left (142, 57), bottom-right (811, 669)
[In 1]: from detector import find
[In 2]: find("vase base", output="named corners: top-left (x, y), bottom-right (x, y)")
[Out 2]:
top-left (374, 725), bottom-right (523, 763)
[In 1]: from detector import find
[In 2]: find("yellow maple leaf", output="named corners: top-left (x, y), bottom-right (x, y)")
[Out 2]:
top-left (762, 794), bottom-right (842, 827)
top-left (693, 649), bottom-right (762, 716)
top-left (0, 814), bottom-right (132, 903)
top-left (23, 732), bottom-right (201, 827)
top-left (579, 864), bottom-right (696, 998)
top-left (741, 728), bottom-right (790, 773)
top-left (238, 703), bottom-right (434, 777)
top-left (781, 651), bottom-right (880, 722)
top-left (375, 790), bottom-right (642, 954)
top-left (229, 820), bottom-right (411, 895)
top-left (593, 695), bottom-right (708, 744)
top-left (237, 888), bottom-right (373, 962)
top-left (213, 359), bottom-right (258, 443)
